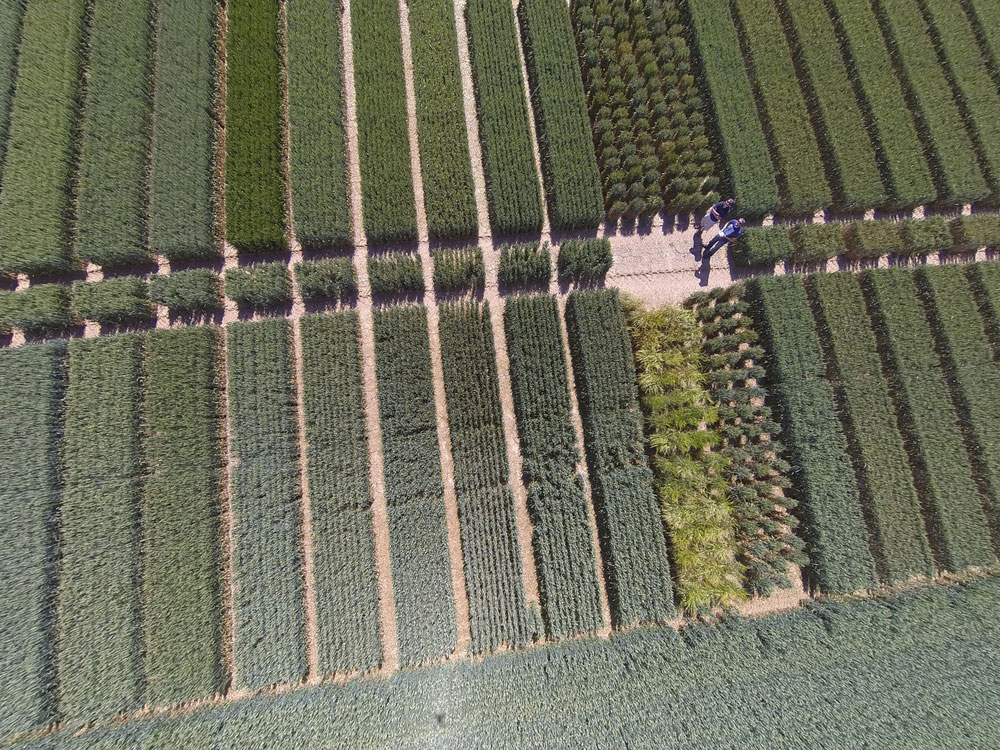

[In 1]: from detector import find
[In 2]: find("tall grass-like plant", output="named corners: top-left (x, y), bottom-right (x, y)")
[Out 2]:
top-left (626, 302), bottom-right (743, 612)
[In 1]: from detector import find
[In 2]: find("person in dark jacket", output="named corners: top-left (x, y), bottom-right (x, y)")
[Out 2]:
top-left (699, 198), bottom-right (735, 234)
top-left (703, 217), bottom-right (745, 257)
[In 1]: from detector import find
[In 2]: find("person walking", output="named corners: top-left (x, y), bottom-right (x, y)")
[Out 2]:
top-left (703, 217), bottom-right (745, 257)
top-left (700, 198), bottom-right (735, 234)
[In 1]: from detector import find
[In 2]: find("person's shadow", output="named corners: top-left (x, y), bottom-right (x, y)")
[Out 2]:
top-left (691, 227), bottom-right (712, 285)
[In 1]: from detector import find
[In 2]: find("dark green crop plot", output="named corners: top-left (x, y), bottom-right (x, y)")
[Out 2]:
top-left (872, 0), bottom-right (987, 204)
top-left (751, 276), bottom-right (878, 593)
top-left (965, 0), bottom-right (1000, 82)
top-left (504, 295), bottom-right (603, 638)
top-left (1, 284), bottom-right (76, 336)
top-left (810, 273), bottom-right (933, 581)
top-left (901, 216), bottom-right (952, 255)
top-left (557, 238), bottom-right (612, 282)
top-left (780, 0), bottom-right (885, 209)
top-left (75, 0), bottom-right (154, 269)
top-left (70, 277), bottom-right (154, 326)
top-left (408, 0), bottom-right (478, 240)
top-left (294, 258), bottom-right (356, 303)
top-left (57, 335), bottom-right (145, 721)
top-left (466, 0), bottom-right (544, 234)
top-left (565, 289), bottom-right (673, 625)
top-left (225, 0), bottom-right (287, 252)
top-left (950, 214), bottom-right (1000, 252)
top-left (844, 220), bottom-right (903, 260)
top-left (149, 269), bottom-right (223, 315)
top-left (373, 306), bottom-right (455, 665)
top-left (367, 252), bottom-right (423, 296)
top-left (789, 223), bottom-right (846, 264)
top-left (498, 242), bottom-right (550, 286)
top-left (968, 261), bottom-right (1000, 356)
top-left (0, 341), bottom-right (65, 737)
top-left (286, 0), bottom-right (352, 248)
top-left (518, 0), bottom-right (603, 230)
top-left (732, 0), bottom-right (831, 215)
top-left (0, 0), bottom-right (24, 192)
top-left (732, 226), bottom-right (794, 266)
top-left (301, 313), bottom-right (382, 675)
top-left (149, 0), bottom-right (219, 262)
top-left (863, 269), bottom-right (996, 571)
top-left (0, 0), bottom-right (87, 275)
top-left (142, 327), bottom-right (224, 706)
top-left (432, 246), bottom-right (484, 292)
top-left (225, 262), bottom-right (292, 310)
top-left (351, 0), bottom-right (417, 244)
top-left (439, 302), bottom-right (535, 653)
top-left (226, 319), bottom-right (306, 690)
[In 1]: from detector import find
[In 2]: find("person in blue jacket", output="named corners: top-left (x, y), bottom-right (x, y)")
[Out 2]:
top-left (703, 217), bottom-right (745, 257)
top-left (699, 197), bottom-right (735, 234)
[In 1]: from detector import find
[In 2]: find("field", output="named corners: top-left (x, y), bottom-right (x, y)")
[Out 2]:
top-left (1, 0), bottom-right (1000, 745)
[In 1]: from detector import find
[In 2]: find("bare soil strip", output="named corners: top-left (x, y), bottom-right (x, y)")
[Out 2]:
top-left (154, 255), bottom-right (170, 329)
top-left (82, 263), bottom-right (103, 338)
top-left (342, 0), bottom-right (400, 674)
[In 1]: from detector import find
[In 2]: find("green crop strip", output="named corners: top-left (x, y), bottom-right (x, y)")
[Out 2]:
top-left (300, 312), bottom-right (382, 675)
top-left (431, 246), bottom-right (484, 293)
top-left (732, 226), bottom-right (793, 266)
top-left (75, 0), bottom-right (154, 268)
top-left (968, 261), bottom-right (1000, 357)
top-left (862, 269), bottom-right (995, 571)
top-left (408, 0), bottom-right (478, 240)
top-left (466, 0), bottom-right (544, 235)
top-left (731, 0), bottom-right (831, 215)
top-left (779, 0), bottom-right (885, 210)
top-left (225, 262), bottom-right (292, 311)
top-left (498, 242), bottom-right (550, 287)
top-left (0, 284), bottom-right (77, 336)
top-left (142, 327), bottom-right (224, 706)
top-left (503, 295), bottom-right (603, 638)
top-left (57, 335), bottom-right (145, 722)
top-left (225, 0), bottom-right (287, 252)
top-left (872, 0), bottom-right (987, 204)
top-left (149, 0), bottom-right (218, 262)
top-left (351, 0), bottom-right (417, 244)
top-left (372, 306), bottom-right (455, 665)
top-left (810, 273), bottom-right (934, 581)
top-left (965, 0), bottom-right (1000, 82)
top-left (0, 0), bottom-right (25, 195)
top-left (565, 289), bottom-right (673, 625)
top-left (70, 277), bottom-right (154, 327)
top-left (824, 0), bottom-right (935, 207)
top-left (751, 276), bottom-right (878, 593)
top-left (149, 269), bottom-right (222, 316)
top-left (0, 342), bottom-right (65, 737)
top-left (557, 238), bottom-right (612, 282)
top-left (438, 302), bottom-right (535, 653)
top-left (286, 0), bottom-right (351, 248)
top-left (294, 258), bottom-right (357, 303)
top-left (226, 319), bottom-right (306, 690)
top-left (686, 288), bottom-right (805, 597)
top-left (0, 0), bottom-right (87, 275)
top-left (684, 0), bottom-right (778, 217)
top-left (518, 0), bottom-right (603, 230)
top-left (917, 266), bottom-right (1000, 534)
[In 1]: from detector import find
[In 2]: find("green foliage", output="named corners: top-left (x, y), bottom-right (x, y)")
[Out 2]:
top-left (845, 220), bottom-right (903, 260)
top-left (142, 327), bottom-right (224, 706)
top-left (148, 269), bottom-right (222, 314)
top-left (789, 223), bottom-right (846, 264)
top-left (750, 275), bottom-right (878, 593)
top-left (565, 289), bottom-right (674, 624)
top-left (732, 225), bottom-right (793, 266)
top-left (824, 0), bottom-right (935, 207)
top-left (301, 313), bottom-right (382, 674)
top-left (0, 341), bottom-right (64, 737)
top-left (810, 273), bottom-right (933, 581)
top-left (966, 0), bottom-right (1000, 83)
top-left (1, 284), bottom-right (76, 335)
top-left (71, 277), bottom-right (153, 326)
top-left (432, 246), bottom-right (484, 292)
top-left (57, 335), bottom-right (144, 720)
top-left (626, 304), bottom-right (743, 612)
top-left (294, 258), bottom-right (357, 302)
top-left (503, 295), bottom-right (603, 637)
top-left (498, 242), bottom-right (550, 286)
top-left (872, 0), bottom-right (987, 204)
top-left (372, 306), bottom-right (455, 665)
top-left (408, 0), bottom-right (478, 239)
top-left (0, 1), bottom-right (24, 192)
top-left (686, 290), bottom-right (805, 596)
top-left (75, 0), bottom-right (154, 268)
top-left (968, 261), bottom-right (1000, 356)
top-left (901, 216), bottom-right (952, 255)
top-left (466, 0), bottom-right (544, 234)
top-left (225, 0), bottom-right (287, 252)
top-left (367, 252), bottom-right (423, 296)
top-left (286, 0), bottom-right (351, 248)
top-left (556, 238), bottom-right (612, 281)
top-left (950, 213), bottom-right (1000, 252)
top-left (862, 268), bottom-right (995, 571)
top-left (732, 0), bottom-right (831, 214)
top-left (438, 302), bottom-right (535, 653)
top-left (685, 0), bottom-right (778, 217)
top-left (780, 0), bottom-right (885, 209)
top-left (149, 0), bottom-right (218, 261)
top-left (351, 0), bottom-right (417, 244)
top-left (518, 0), bottom-right (603, 229)
top-left (573, 0), bottom-right (719, 219)
top-left (226, 319), bottom-right (306, 689)
top-left (0, 0), bottom-right (87, 274)
top-left (225, 262), bottom-right (292, 309)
